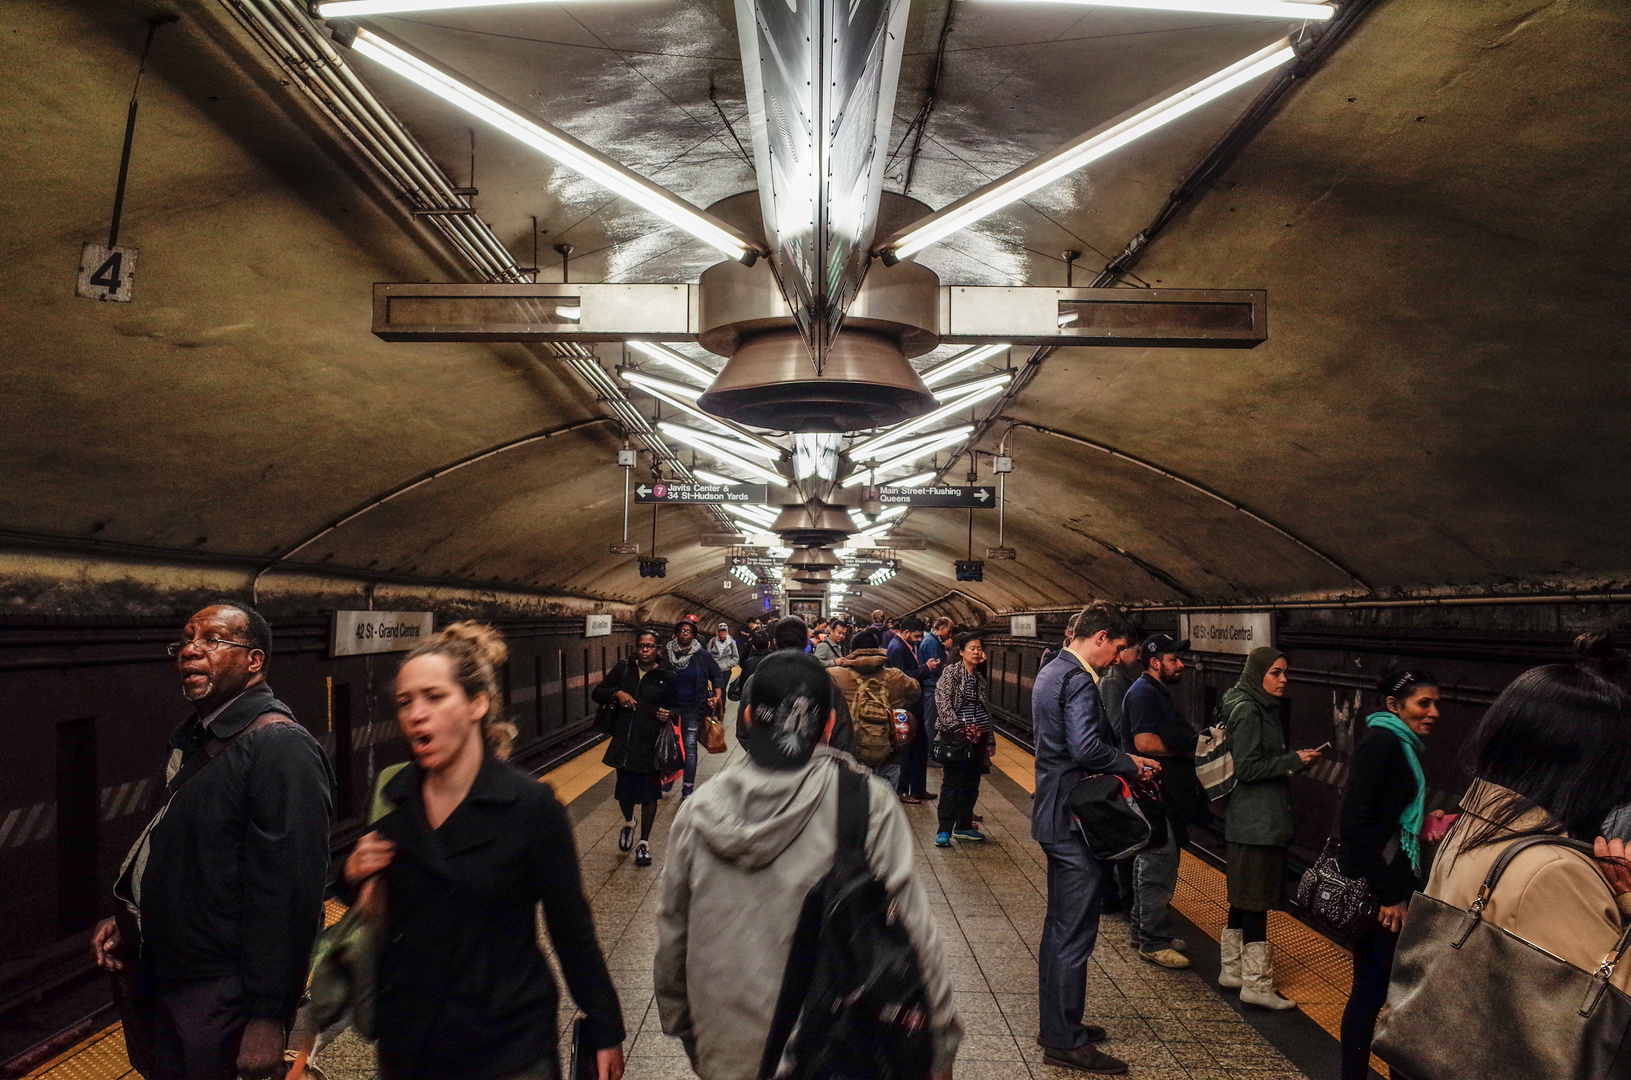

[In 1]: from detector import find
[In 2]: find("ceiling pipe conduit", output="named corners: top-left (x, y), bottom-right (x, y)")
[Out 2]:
top-left (220, 0), bottom-right (736, 549)
top-left (1000, 591), bottom-right (1631, 615)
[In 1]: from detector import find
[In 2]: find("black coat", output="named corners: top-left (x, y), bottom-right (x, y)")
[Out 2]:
top-left (593, 658), bottom-right (675, 773)
top-left (370, 757), bottom-right (624, 1080)
top-left (1337, 727), bottom-right (1421, 906)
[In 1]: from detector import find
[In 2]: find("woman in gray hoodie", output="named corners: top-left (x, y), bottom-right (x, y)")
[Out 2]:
top-left (654, 651), bottom-right (960, 1080)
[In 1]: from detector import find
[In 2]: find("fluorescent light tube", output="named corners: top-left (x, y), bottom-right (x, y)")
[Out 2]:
top-left (932, 371), bottom-right (1015, 404)
top-left (842, 426), bottom-right (975, 486)
top-left (848, 509), bottom-right (872, 528)
top-left (921, 343), bottom-right (1010, 387)
top-left (877, 506), bottom-right (907, 520)
top-left (627, 341), bottom-right (716, 387)
top-left (978, 0), bottom-right (1331, 15)
top-left (320, 0), bottom-right (555, 13)
top-left (723, 503), bottom-right (780, 526)
top-left (891, 472), bottom-right (938, 487)
top-left (348, 26), bottom-right (752, 261)
top-left (657, 422), bottom-right (783, 465)
top-left (658, 424), bottom-right (788, 485)
top-left (621, 371), bottom-right (785, 450)
top-left (883, 38), bottom-right (1295, 259)
top-left (692, 470), bottom-right (740, 486)
top-left (622, 370), bottom-right (701, 401)
top-left (852, 379), bottom-right (1009, 458)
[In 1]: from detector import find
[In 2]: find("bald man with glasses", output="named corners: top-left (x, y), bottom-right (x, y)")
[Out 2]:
top-left (93, 601), bottom-right (332, 1080)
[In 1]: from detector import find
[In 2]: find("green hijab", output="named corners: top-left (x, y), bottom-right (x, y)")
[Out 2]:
top-left (1236, 646), bottom-right (1287, 710)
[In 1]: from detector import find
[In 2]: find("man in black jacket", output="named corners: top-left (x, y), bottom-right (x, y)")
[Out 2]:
top-left (92, 602), bottom-right (333, 1080)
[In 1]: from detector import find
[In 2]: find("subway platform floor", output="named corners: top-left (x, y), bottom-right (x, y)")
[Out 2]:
top-left (25, 728), bottom-right (1352, 1080)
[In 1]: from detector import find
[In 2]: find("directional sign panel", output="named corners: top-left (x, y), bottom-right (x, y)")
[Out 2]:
top-left (873, 485), bottom-right (996, 508)
top-left (730, 556), bottom-right (783, 569)
top-left (634, 482), bottom-right (769, 504)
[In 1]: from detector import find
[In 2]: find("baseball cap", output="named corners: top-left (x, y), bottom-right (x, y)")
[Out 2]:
top-left (717, 621), bottom-right (729, 630)
top-left (1141, 633), bottom-right (1189, 660)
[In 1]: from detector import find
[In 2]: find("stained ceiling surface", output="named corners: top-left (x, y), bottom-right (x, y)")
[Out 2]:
top-left (1, 0), bottom-right (1628, 622)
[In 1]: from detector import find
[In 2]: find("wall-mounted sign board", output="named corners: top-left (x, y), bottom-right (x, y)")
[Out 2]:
top-left (332, 610), bottom-right (435, 657)
top-left (1010, 614), bottom-right (1038, 638)
top-left (585, 614), bottom-right (613, 638)
top-left (77, 243), bottom-right (137, 302)
top-left (1179, 611), bottom-right (1273, 656)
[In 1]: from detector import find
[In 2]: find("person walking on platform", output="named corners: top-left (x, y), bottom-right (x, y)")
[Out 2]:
top-left (706, 622), bottom-right (739, 672)
top-left (92, 601), bottom-right (332, 1080)
top-left (889, 616), bottom-right (935, 804)
top-left (933, 632), bottom-right (993, 847)
top-left (1031, 601), bottom-right (1162, 1076)
top-left (1218, 647), bottom-right (1322, 1009)
top-left (1336, 669), bottom-right (1446, 1080)
top-left (1122, 633), bottom-right (1199, 970)
top-left (343, 623), bottom-right (625, 1080)
top-left (654, 652), bottom-right (961, 1080)
top-left (593, 631), bottom-right (676, 869)
top-left (666, 619), bottom-right (727, 799)
top-left (827, 629), bottom-right (919, 786)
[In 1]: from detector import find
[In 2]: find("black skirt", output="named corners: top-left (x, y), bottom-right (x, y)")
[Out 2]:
top-left (1226, 842), bottom-right (1286, 912)
top-left (615, 768), bottom-right (662, 805)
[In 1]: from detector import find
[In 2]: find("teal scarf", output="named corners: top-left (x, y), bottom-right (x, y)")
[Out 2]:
top-left (1366, 711), bottom-right (1426, 873)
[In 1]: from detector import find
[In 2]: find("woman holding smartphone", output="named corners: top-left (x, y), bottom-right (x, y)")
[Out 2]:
top-left (345, 622), bottom-right (625, 1080)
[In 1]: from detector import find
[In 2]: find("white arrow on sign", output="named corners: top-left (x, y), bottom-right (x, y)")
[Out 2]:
top-left (975, 489), bottom-right (990, 502)
top-left (636, 485), bottom-right (651, 498)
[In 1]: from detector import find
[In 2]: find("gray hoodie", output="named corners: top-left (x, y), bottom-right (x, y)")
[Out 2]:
top-left (654, 745), bottom-right (960, 1079)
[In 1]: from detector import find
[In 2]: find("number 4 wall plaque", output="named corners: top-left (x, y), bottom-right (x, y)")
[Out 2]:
top-left (77, 243), bottom-right (138, 302)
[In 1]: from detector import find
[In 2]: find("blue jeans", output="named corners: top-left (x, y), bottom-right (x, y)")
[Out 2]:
top-left (679, 704), bottom-right (704, 790)
top-left (1039, 831), bottom-right (1107, 1050)
top-left (875, 762), bottom-right (901, 788)
top-left (1129, 827), bottom-right (1180, 951)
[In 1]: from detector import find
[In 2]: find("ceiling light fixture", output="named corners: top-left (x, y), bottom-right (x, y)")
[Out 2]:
top-left (985, 0), bottom-right (1331, 16)
top-left (920, 343), bottom-right (1010, 387)
top-left (841, 426), bottom-right (975, 486)
top-left (850, 376), bottom-right (1009, 457)
top-left (621, 371), bottom-right (786, 449)
top-left (319, 0), bottom-right (554, 14)
top-left (345, 26), bottom-right (754, 261)
top-left (692, 469), bottom-right (740, 487)
top-left (658, 424), bottom-right (788, 486)
top-left (881, 38), bottom-right (1296, 259)
top-left (929, 370), bottom-right (1017, 405)
top-left (626, 341), bottom-right (717, 387)
top-left (876, 506), bottom-right (907, 520)
top-left (891, 472), bottom-right (938, 487)
top-left (656, 422), bottom-right (782, 465)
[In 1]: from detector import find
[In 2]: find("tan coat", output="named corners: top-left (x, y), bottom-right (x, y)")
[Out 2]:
top-left (826, 647), bottom-right (920, 716)
top-left (1424, 779), bottom-right (1631, 992)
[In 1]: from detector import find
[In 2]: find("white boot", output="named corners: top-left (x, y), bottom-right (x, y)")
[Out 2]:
top-left (1218, 928), bottom-right (1244, 989)
top-left (1239, 940), bottom-right (1297, 1010)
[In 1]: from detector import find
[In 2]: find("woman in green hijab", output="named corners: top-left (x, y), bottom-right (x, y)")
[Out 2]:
top-left (1218, 646), bottom-right (1323, 1009)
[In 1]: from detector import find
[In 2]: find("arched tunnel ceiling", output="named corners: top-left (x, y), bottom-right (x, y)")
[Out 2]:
top-left (2, 0), bottom-right (1628, 624)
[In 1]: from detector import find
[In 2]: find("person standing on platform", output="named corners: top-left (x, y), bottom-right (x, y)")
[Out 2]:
top-left (1031, 601), bottom-right (1161, 1076)
top-left (1121, 634), bottom-right (1198, 969)
top-left (343, 623), bottom-right (625, 1080)
top-left (654, 652), bottom-right (961, 1080)
top-left (932, 632), bottom-right (993, 848)
top-left (1098, 632), bottom-right (1144, 915)
top-left (1039, 615), bottom-right (1077, 668)
top-left (812, 620), bottom-right (849, 666)
top-left (827, 629), bottom-right (919, 786)
top-left (666, 620), bottom-right (727, 800)
top-left (1336, 669), bottom-right (1445, 1079)
top-left (1218, 647), bottom-right (1321, 1009)
top-left (888, 616), bottom-right (934, 805)
top-left (593, 631), bottom-right (677, 869)
top-left (92, 602), bottom-right (332, 1080)
top-left (706, 622), bottom-right (739, 672)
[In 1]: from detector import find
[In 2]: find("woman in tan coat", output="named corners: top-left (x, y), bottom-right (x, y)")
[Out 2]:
top-left (1424, 635), bottom-right (1631, 993)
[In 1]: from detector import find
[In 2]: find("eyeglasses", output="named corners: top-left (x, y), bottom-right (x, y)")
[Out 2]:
top-left (166, 637), bottom-right (256, 657)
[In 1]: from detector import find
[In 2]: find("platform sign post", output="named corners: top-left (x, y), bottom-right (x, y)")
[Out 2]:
top-left (633, 482), bottom-right (770, 504)
top-left (331, 610), bottom-right (435, 657)
top-left (1180, 611), bottom-right (1273, 655)
top-left (868, 485), bottom-right (996, 508)
top-left (77, 243), bottom-right (137, 302)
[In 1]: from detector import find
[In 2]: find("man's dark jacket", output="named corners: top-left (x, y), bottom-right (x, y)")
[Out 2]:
top-left (133, 683), bottom-right (333, 1018)
top-left (370, 756), bottom-right (625, 1078)
top-left (1030, 653), bottom-right (1136, 845)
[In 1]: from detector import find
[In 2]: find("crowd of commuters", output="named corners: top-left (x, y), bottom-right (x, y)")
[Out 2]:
top-left (86, 598), bottom-right (1631, 1080)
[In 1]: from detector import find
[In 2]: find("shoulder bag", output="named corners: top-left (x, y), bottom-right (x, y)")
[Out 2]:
top-left (1295, 839), bottom-right (1376, 936)
top-left (1054, 669), bottom-right (1155, 860)
top-left (1373, 835), bottom-right (1631, 1080)
top-left (1193, 701), bottom-right (1236, 802)
top-left (305, 763), bottom-right (407, 1040)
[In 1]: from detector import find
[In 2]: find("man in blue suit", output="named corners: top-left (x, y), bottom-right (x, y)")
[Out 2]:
top-left (1031, 601), bottom-right (1162, 1075)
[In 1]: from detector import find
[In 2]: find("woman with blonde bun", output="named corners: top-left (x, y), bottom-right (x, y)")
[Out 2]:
top-left (344, 622), bottom-right (625, 1080)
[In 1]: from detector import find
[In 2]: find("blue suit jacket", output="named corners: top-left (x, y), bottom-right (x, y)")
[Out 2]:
top-left (1030, 652), bottom-right (1137, 844)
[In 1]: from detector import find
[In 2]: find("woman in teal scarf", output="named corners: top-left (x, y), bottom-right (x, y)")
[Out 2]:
top-left (1336, 669), bottom-right (1448, 1080)
top-left (1219, 646), bottom-right (1325, 1009)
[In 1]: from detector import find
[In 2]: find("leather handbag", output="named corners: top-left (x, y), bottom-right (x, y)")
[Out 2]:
top-left (703, 715), bottom-right (728, 754)
top-left (1066, 774), bottom-right (1152, 861)
top-left (1294, 839), bottom-right (1375, 935)
top-left (1373, 835), bottom-right (1631, 1079)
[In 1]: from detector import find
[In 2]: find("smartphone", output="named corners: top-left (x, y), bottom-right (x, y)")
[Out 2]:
top-left (1313, 741), bottom-right (1332, 754)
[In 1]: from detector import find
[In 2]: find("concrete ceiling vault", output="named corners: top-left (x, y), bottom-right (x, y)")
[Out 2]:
top-left (2, 0), bottom-right (1628, 622)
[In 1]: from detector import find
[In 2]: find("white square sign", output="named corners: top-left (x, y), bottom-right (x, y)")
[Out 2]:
top-left (585, 614), bottom-right (613, 638)
top-left (77, 243), bottom-right (137, 302)
top-left (1180, 611), bottom-right (1273, 656)
top-left (1009, 614), bottom-right (1038, 637)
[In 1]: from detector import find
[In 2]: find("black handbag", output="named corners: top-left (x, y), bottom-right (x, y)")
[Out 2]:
top-left (567, 1015), bottom-right (598, 1080)
top-left (1066, 774), bottom-right (1152, 861)
top-left (1295, 839), bottom-right (1376, 935)
top-left (1374, 835), bottom-right (1631, 1079)
top-left (653, 720), bottom-right (684, 775)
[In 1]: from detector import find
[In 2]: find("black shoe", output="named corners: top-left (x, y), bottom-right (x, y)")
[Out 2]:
top-left (618, 825), bottom-right (634, 852)
top-left (1040, 1044), bottom-right (1126, 1074)
top-left (634, 841), bottom-right (652, 867)
top-left (1036, 1024), bottom-right (1106, 1046)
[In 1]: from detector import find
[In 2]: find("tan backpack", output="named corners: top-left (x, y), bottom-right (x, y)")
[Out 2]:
top-left (849, 673), bottom-right (897, 767)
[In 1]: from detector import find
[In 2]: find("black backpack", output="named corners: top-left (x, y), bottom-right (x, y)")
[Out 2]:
top-left (759, 767), bottom-right (935, 1080)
